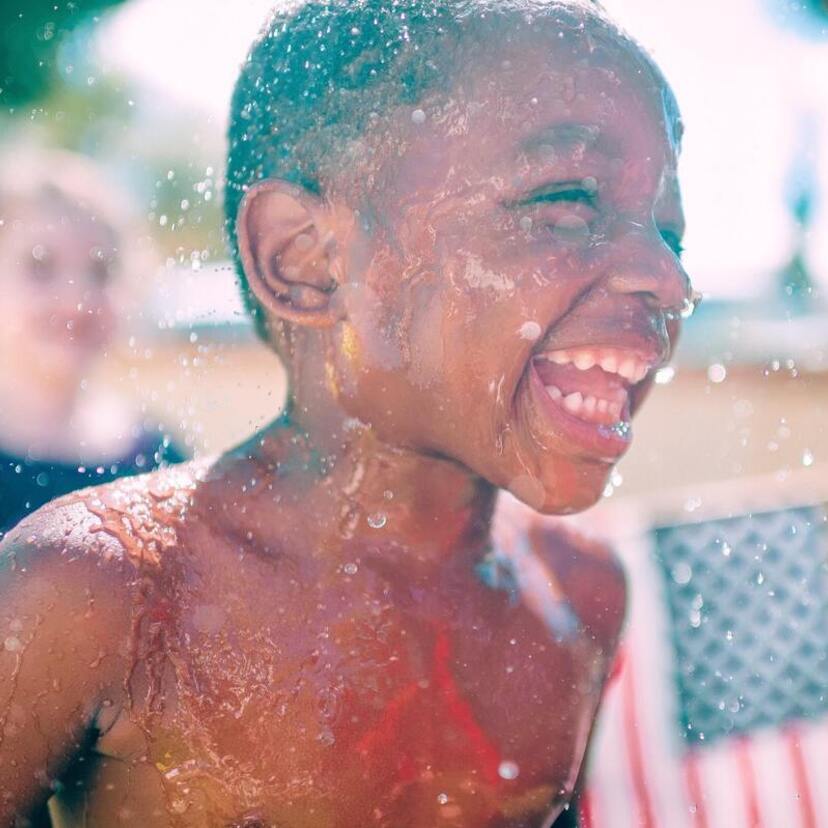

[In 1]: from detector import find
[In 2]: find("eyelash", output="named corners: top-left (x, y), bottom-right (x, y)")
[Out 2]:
top-left (514, 186), bottom-right (685, 258)
top-left (519, 186), bottom-right (596, 208)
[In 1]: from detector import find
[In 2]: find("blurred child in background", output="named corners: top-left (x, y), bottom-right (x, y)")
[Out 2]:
top-left (0, 147), bottom-right (185, 536)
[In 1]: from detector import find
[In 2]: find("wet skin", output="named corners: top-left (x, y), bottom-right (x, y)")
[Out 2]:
top-left (0, 17), bottom-right (689, 828)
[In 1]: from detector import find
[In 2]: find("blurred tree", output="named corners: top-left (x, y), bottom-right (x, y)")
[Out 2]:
top-left (778, 113), bottom-right (820, 313)
top-left (808, 0), bottom-right (828, 18)
top-left (0, 0), bottom-right (128, 110)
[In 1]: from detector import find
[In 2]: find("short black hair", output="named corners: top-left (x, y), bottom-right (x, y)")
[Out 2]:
top-left (225, 0), bottom-right (616, 336)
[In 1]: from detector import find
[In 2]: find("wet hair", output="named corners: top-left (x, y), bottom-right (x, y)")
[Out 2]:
top-left (225, 0), bottom-right (621, 338)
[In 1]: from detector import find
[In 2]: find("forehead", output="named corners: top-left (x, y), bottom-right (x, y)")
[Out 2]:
top-left (10, 198), bottom-right (117, 240)
top-left (370, 21), bottom-right (680, 209)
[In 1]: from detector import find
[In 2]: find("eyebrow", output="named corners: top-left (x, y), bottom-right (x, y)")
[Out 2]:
top-left (518, 122), bottom-right (606, 157)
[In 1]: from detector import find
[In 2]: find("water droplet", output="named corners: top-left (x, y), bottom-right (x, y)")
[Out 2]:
top-left (498, 760), bottom-right (520, 780)
top-left (550, 214), bottom-right (590, 244)
top-left (519, 215), bottom-right (533, 232)
top-left (707, 363), bottom-right (727, 383)
top-left (437, 793), bottom-right (449, 805)
top-left (367, 513), bottom-right (387, 529)
top-left (672, 562), bottom-right (692, 585)
top-left (411, 108), bottom-right (426, 124)
top-left (802, 449), bottom-right (814, 467)
top-left (317, 729), bottom-right (335, 746)
top-left (654, 366), bottom-right (675, 385)
top-left (343, 562), bottom-right (358, 575)
top-left (681, 292), bottom-right (701, 319)
top-left (606, 421), bottom-right (631, 439)
top-left (518, 321), bottom-right (541, 341)
top-left (4, 636), bottom-right (22, 652)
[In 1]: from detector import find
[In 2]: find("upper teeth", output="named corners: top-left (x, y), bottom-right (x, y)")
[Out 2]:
top-left (541, 348), bottom-right (650, 383)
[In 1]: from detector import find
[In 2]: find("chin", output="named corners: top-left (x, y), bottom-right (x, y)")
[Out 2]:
top-left (506, 457), bottom-right (613, 516)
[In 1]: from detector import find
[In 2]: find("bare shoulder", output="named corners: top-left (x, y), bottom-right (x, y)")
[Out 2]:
top-left (0, 462), bottom-right (208, 822)
top-left (494, 498), bottom-right (627, 646)
top-left (530, 517), bottom-right (627, 645)
top-left (3, 459), bottom-right (206, 571)
top-left (0, 459), bottom-right (211, 654)
top-left (0, 459), bottom-right (211, 679)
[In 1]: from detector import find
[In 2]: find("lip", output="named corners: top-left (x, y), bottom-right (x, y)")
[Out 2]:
top-left (527, 359), bottom-right (633, 461)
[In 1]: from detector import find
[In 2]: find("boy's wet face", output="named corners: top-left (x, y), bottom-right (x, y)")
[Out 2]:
top-left (328, 24), bottom-right (690, 513)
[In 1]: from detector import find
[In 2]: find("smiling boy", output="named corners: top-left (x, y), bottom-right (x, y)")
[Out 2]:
top-left (0, 1), bottom-right (692, 826)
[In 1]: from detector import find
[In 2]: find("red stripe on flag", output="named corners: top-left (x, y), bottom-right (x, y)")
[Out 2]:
top-left (683, 750), bottom-right (709, 828)
top-left (621, 659), bottom-right (656, 828)
top-left (785, 724), bottom-right (817, 828)
top-left (734, 736), bottom-right (763, 828)
top-left (579, 788), bottom-right (595, 828)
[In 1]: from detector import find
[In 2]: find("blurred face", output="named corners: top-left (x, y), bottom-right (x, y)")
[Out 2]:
top-left (328, 22), bottom-right (691, 514)
top-left (0, 198), bottom-right (119, 382)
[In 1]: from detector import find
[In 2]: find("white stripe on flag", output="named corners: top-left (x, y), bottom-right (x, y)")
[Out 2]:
top-left (750, 726), bottom-right (802, 827)
top-left (693, 739), bottom-right (748, 828)
top-left (799, 715), bottom-right (828, 824)
top-left (615, 528), bottom-right (694, 828)
top-left (583, 519), bottom-right (697, 828)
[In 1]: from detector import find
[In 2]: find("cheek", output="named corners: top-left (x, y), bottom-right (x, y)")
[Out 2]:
top-left (406, 283), bottom-right (447, 390)
top-left (8, 287), bottom-right (52, 338)
top-left (87, 288), bottom-right (118, 330)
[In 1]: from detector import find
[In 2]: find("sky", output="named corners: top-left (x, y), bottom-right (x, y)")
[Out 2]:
top-left (98, 0), bottom-right (828, 300)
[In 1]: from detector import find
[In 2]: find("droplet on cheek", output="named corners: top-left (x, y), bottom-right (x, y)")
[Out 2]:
top-left (518, 321), bottom-right (541, 341)
top-left (4, 636), bottom-right (23, 652)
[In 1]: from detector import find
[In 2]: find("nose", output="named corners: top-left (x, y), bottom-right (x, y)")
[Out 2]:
top-left (603, 219), bottom-right (691, 314)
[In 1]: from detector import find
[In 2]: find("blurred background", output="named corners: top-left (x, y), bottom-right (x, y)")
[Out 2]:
top-left (1, 0), bottom-right (827, 825)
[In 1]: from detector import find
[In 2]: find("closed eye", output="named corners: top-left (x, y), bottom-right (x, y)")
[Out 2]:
top-left (506, 181), bottom-right (597, 209)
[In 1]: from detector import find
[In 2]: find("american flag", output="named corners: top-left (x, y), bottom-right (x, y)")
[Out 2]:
top-left (577, 487), bottom-right (828, 828)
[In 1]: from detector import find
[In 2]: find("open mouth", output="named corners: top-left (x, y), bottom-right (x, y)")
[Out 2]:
top-left (528, 345), bottom-right (659, 459)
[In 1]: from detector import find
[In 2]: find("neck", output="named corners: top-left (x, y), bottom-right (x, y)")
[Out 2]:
top-left (222, 398), bottom-right (497, 569)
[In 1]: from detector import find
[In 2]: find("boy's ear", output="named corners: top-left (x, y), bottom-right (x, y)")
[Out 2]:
top-left (236, 180), bottom-right (343, 328)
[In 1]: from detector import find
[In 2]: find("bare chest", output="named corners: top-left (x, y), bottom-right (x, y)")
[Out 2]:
top-left (102, 556), bottom-right (613, 828)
